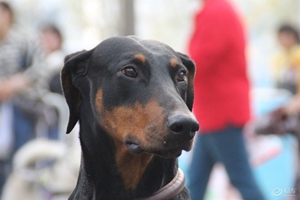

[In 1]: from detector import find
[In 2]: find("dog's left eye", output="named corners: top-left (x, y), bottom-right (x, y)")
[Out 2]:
top-left (177, 70), bottom-right (187, 82)
top-left (121, 67), bottom-right (138, 78)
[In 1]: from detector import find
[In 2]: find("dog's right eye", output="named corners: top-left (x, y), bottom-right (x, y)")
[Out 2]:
top-left (121, 67), bottom-right (138, 78)
top-left (177, 70), bottom-right (187, 82)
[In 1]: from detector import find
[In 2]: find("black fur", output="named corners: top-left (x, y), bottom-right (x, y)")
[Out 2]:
top-left (61, 36), bottom-right (198, 200)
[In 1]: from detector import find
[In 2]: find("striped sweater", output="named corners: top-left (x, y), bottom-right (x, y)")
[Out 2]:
top-left (0, 25), bottom-right (48, 100)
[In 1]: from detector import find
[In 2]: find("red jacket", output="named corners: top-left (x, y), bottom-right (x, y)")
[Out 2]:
top-left (189, 0), bottom-right (251, 132)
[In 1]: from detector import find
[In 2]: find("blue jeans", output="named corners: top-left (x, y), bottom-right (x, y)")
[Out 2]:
top-left (13, 105), bottom-right (35, 153)
top-left (187, 125), bottom-right (265, 200)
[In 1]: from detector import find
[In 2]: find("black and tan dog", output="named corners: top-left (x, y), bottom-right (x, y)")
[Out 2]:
top-left (61, 36), bottom-right (199, 200)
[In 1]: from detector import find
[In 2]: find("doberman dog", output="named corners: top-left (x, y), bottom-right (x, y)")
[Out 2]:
top-left (61, 36), bottom-right (199, 200)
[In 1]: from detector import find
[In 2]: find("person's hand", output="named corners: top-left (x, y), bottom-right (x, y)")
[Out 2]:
top-left (0, 82), bottom-right (12, 100)
top-left (283, 95), bottom-right (300, 115)
top-left (0, 74), bottom-right (30, 101)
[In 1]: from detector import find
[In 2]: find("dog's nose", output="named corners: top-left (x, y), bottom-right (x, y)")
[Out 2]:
top-left (167, 114), bottom-right (199, 136)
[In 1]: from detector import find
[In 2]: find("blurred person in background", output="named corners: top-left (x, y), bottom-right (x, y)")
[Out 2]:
top-left (39, 24), bottom-right (65, 95)
top-left (271, 23), bottom-right (300, 95)
top-left (271, 24), bottom-right (300, 198)
top-left (186, 0), bottom-right (265, 199)
top-left (0, 1), bottom-right (46, 195)
top-left (38, 24), bottom-right (66, 139)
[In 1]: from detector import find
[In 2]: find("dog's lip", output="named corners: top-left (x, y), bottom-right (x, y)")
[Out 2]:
top-left (158, 140), bottom-right (192, 158)
top-left (125, 136), bottom-right (193, 157)
top-left (125, 140), bottom-right (144, 154)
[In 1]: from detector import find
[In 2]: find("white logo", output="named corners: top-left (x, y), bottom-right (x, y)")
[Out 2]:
top-left (272, 188), bottom-right (283, 197)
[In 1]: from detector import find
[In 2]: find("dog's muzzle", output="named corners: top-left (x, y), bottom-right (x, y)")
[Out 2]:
top-left (125, 113), bottom-right (199, 157)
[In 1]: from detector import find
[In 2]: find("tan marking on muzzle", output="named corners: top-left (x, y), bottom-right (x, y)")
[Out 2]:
top-left (99, 100), bottom-right (166, 189)
top-left (100, 100), bottom-right (165, 143)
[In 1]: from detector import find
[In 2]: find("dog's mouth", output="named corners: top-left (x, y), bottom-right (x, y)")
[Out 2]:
top-left (156, 140), bottom-right (193, 158)
top-left (125, 137), bottom-right (193, 158)
top-left (125, 140), bottom-right (144, 154)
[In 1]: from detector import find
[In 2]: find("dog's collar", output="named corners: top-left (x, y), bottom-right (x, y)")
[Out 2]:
top-left (138, 168), bottom-right (185, 200)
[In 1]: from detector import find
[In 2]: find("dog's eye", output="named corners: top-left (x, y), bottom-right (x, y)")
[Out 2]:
top-left (177, 70), bottom-right (187, 82)
top-left (121, 67), bottom-right (137, 78)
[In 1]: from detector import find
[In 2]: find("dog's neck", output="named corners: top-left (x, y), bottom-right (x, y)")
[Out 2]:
top-left (68, 106), bottom-right (181, 200)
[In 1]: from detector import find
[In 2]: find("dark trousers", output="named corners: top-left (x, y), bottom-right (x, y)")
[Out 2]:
top-left (187, 125), bottom-right (265, 200)
top-left (0, 159), bottom-right (10, 198)
top-left (0, 105), bottom-right (35, 196)
top-left (12, 105), bottom-right (35, 152)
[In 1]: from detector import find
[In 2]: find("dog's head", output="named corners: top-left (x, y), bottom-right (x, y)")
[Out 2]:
top-left (61, 36), bottom-right (199, 158)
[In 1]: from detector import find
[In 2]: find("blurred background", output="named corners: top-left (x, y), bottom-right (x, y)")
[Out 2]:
top-left (1, 0), bottom-right (300, 199)
top-left (8, 0), bottom-right (300, 87)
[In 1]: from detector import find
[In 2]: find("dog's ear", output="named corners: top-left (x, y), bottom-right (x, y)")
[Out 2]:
top-left (177, 52), bottom-right (196, 111)
top-left (61, 49), bottom-right (94, 133)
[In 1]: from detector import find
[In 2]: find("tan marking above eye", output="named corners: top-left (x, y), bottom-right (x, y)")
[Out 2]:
top-left (134, 53), bottom-right (146, 64)
top-left (170, 58), bottom-right (178, 67)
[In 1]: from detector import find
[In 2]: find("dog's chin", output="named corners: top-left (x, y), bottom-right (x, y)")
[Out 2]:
top-left (125, 139), bottom-right (193, 158)
top-left (156, 148), bottom-right (183, 158)
top-left (156, 140), bottom-right (193, 158)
